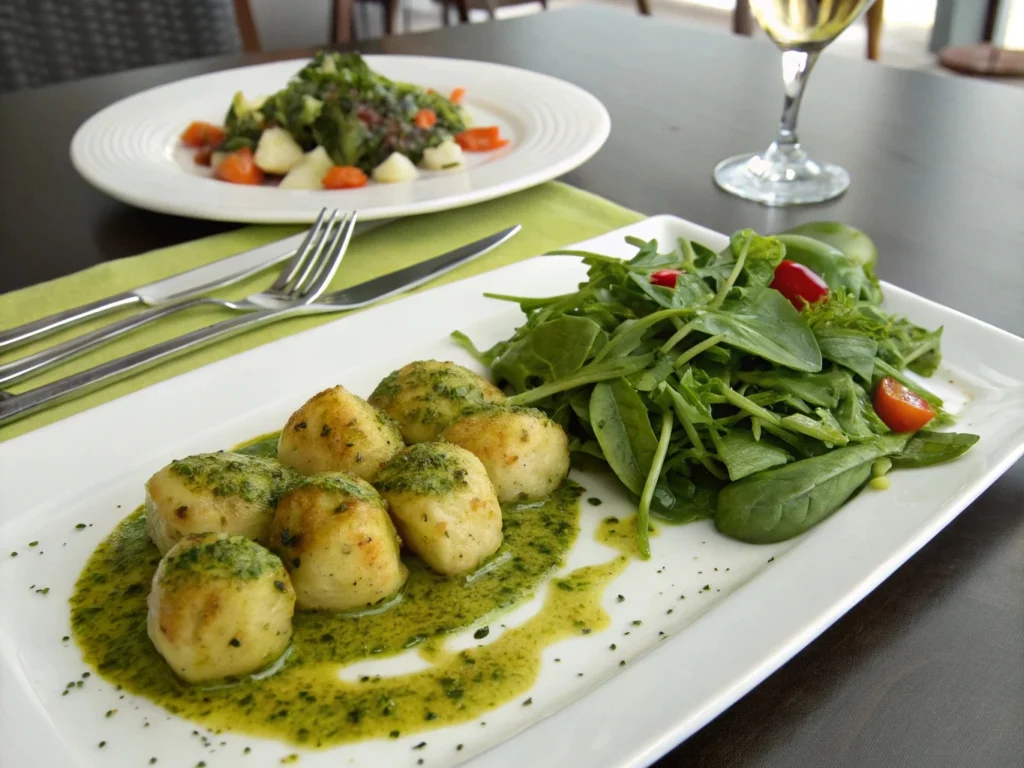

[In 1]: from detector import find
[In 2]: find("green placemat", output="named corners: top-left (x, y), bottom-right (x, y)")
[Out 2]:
top-left (0, 182), bottom-right (642, 442)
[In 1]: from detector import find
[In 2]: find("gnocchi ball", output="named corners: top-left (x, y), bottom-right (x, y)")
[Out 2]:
top-left (277, 385), bottom-right (404, 482)
top-left (145, 453), bottom-right (296, 555)
top-left (441, 405), bottom-right (570, 503)
top-left (368, 360), bottom-right (505, 444)
top-left (147, 533), bottom-right (295, 684)
top-left (269, 472), bottom-right (407, 612)
top-left (375, 442), bottom-right (502, 576)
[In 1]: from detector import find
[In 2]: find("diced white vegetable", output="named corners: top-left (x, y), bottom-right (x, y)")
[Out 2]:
top-left (372, 152), bottom-right (419, 184)
top-left (420, 140), bottom-right (464, 171)
top-left (210, 151), bottom-right (228, 172)
top-left (279, 147), bottom-right (334, 190)
top-left (254, 127), bottom-right (305, 175)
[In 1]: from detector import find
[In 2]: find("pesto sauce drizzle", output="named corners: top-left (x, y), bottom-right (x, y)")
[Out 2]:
top-left (70, 453), bottom-right (605, 747)
top-left (595, 514), bottom-right (660, 559)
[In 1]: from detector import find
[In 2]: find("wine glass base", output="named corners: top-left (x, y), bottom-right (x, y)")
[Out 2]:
top-left (713, 151), bottom-right (850, 207)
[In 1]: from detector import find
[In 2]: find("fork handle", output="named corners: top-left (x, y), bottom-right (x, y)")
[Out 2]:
top-left (0, 307), bottom-right (292, 426)
top-left (0, 292), bottom-right (141, 354)
top-left (0, 296), bottom-right (213, 387)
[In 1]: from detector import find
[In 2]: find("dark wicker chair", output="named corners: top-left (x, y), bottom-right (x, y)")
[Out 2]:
top-left (0, 0), bottom-right (259, 92)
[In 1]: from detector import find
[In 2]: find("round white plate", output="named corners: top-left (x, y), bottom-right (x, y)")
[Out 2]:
top-left (70, 55), bottom-right (610, 223)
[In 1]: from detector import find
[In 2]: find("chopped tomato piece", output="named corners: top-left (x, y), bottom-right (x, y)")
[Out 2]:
top-left (454, 126), bottom-right (509, 152)
top-left (215, 147), bottom-right (263, 185)
top-left (873, 377), bottom-right (935, 432)
top-left (414, 109), bottom-right (437, 129)
top-left (449, 87), bottom-right (466, 104)
top-left (193, 146), bottom-right (213, 166)
top-left (356, 107), bottom-right (381, 126)
top-left (770, 259), bottom-right (829, 309)
top-left (650, 269), bottom-right (683, 288)
top-left (322, 165), bottom-right (369, 189)
top-left (181, 121), bottom-right (226, 148)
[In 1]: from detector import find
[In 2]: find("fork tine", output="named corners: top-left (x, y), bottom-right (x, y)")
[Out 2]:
top-left (270, 208), bottom-right (330, 293)
top-left (284, 209), bottom-right (343, 296)
top-left (297, 211), bottom-right (358, 303)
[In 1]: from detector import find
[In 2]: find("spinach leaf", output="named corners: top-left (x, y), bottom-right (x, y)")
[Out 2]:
top-left (691, 288), bottom-right (823, 372)
top-left (491, 315), bottom-right (605, 391)
top-left (590, 379), bottom-right (659, 496)
top-left (714, 429), bottom-right (792, 481)
top-left (891, 431), bottom-right (979, 468)
top-left (814, 328), bottom-right (878, 382)
top-left (715, 435), bottom-right (907, 543)
top-left (650, 469), bottom-right (721, 524)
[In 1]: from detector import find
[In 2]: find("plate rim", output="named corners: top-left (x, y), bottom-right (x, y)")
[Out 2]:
top-left (2, 215), bottom-right (1023, 768)
top-left (68, 54), bottom-right (611, 223)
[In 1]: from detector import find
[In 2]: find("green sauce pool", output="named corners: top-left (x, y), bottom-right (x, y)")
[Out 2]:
top-left (69, 434), bottom-right (621, 748)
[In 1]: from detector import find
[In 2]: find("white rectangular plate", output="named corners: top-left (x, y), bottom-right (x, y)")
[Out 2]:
top-left (2, 216), bottom-right (1023, 768)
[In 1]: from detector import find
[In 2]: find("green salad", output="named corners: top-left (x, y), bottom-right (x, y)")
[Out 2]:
top-left (453, 223), bottom-right (979, 555)
top-left (183, 52), bottom-right (512, 189)
top-left (224, 51), bottom-right (468, 170)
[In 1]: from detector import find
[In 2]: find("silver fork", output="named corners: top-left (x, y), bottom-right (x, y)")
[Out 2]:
top-left (0, 209), bottom-right (356, 387)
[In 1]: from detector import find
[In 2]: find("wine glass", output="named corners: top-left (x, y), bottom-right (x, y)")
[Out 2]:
top-left (713, 0), bottom-right (876, 206)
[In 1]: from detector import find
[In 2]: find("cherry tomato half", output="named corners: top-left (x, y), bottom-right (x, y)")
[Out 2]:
top-left (873, 377), bottom-right (935, 432)
top-left (650, 269), bottom-right (683, 288)
top-left (770, 259), bottom-right (830, 309)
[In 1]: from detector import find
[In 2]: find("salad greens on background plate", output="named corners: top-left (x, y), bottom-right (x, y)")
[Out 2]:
top-left (1, 216), bottom-right (1022, 768)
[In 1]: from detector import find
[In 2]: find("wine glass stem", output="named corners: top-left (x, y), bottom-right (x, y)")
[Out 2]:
top-left (776, 49), bottom-right (820, 149)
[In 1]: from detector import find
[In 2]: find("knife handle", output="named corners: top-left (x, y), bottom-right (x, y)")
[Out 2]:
top-left (0, 292), bottom-right (141, 354)
top-left (0, 308), bottom-right (289, 426)
top-left (0, 297), bottom-right (213, 387)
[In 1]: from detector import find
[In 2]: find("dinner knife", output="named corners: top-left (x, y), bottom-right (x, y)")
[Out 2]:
top-left (0, 225), bottom-right (520, 426)
top-left (0, 232), bottom-right (308, 353)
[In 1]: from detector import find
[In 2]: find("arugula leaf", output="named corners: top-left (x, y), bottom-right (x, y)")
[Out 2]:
top-left (590, 379), bottom-right (659, 496)
top-left (690, 288), bottom-right (823, 372)
top-left (891, 431), bottom-right (979, 468)
top-left (715, 435), bottom-right (907, 543)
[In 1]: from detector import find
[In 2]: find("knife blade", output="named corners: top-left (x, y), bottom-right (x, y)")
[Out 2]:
top-left (314, 224), bottom-right (522, 309)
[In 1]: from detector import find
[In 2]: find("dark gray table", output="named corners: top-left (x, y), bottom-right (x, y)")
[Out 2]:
top-left (1, 7), bottom-right (1021, 766)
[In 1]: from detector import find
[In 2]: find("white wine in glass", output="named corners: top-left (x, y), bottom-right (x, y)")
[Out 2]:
top-left (713, 0), bottom-right (875, 206)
